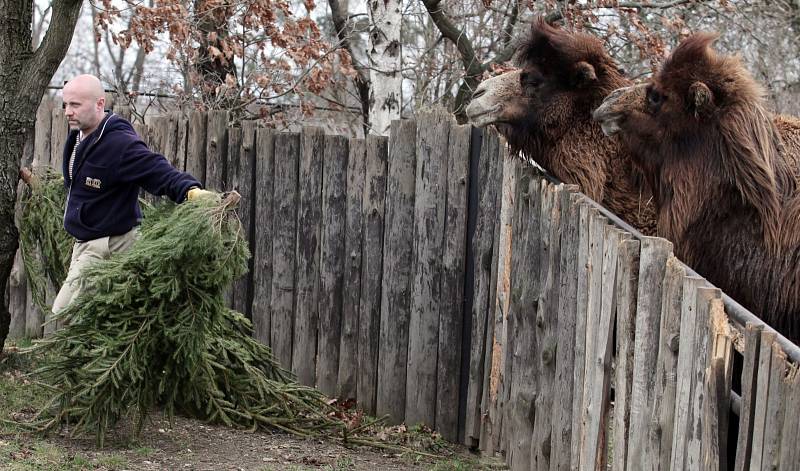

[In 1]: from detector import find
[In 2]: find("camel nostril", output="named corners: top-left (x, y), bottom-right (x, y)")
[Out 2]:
top-left (472, 88), bottom-right (486, 100)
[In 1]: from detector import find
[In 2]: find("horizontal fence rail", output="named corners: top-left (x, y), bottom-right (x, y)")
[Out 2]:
top-left (6, 97), bottom-right (800, 470)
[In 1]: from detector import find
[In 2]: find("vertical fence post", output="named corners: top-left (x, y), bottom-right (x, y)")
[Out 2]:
top-left (435, 122), bottom-right (471, 442)
top-left (626, 236), bottom-right (673, 470)
top-left (292, 127), bottom-right (324, 386)
top-left (550, 187), bottom-right (581, 471)
top-left (612, 237), bottom-right (642, 471)
top-left (504, 167), bottom-right (541, 471)
top-left (270, 132), bottom-right (300, 370)
top-left (406, 111), bottom-right (450, 427)
top-left (358, 134), bottom-right (388, 414)
top-left (251, 129), bottom-right (275, 345)
top-left (316, 134), bottom-right (348, 396)
top-left (376, 119), bottom-right (416, 424)
top-left (337, 138), bottom-right (366, 401)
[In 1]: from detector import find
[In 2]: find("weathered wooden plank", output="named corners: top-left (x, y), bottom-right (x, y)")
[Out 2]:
top-left (549, 186), bottom-right (581, 471)
top-left (405, 111), bottom-right (451, 427)
top-left (703, 357), bottom-right (726, 471)
top-left (575, 207), bottom-right (605, 470)
top-left (761, 342), bottom-right (788, 470)
top-left (34, 96), bottom-right (53, 167)
top-left (480, 131), bottom-right (506, 454)
top-left (148, 116), bottom-right (166, 155)
top-left (581, 223), bottom-right (621, 471)
top-left (704, 299), bottom-right (734, 471)
top-left (465, 128), bottom-right (499, 447)
top-left (435, 123), bottom-right (471, 442)
top-left (251, 129), bottom-right (275, 345)
top-left (163, 115), bottom-right (180, 169)
top-left (711, 300), bottom-right (735, 471)
top-left (569, 200), bottom-right (591, 471)
top-left (611, 238), bottom-right (642, 471)
top-left (734, 323), bottom-right (764, 471)
top-left (316, 134), bottom-right (348, 397)
top-left (685, 286), bottom-right (721, 470)
top-left (186, 111), bottom-right (208, 185)
top-left (748, 330), bottom-right (777, 471)
top-left (778, 367), bottom-right (800, 470)
top-left (491, 142), bottom-right (509, 455)
top-left (175, 115), bottom-right (189, 171)
top-left (50, 105), bottom-right (68, 169)
top-left (232, 123), bottom-right (257, 319)
top-left (337, 138), bottom-right (366, 400)
top-left (531, 182), bottom-right (563, 471)
top-left (647, 256), bottom-right (686, 471)
top-left (204, 110), bottom-right (228, 192)
top-left (625, 236), bottom-right (673, 471)
top-left (505, 168), bottom-right (541, 471)
top-left (291, 127), bottom-right (324, 386)
top-left (269, 132), bottom-right (300, 370)
top-left (358, 134), bottom-right (388, 414)
top-left (376, 120), bottom-right (416, 423)
top-left (669, 276), bottom-right (706, 470)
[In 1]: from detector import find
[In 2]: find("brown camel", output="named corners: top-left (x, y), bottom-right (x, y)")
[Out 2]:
top-left (465, 19), bottom-right (657, 235)
top-left (593, 33), bottom-right (800, 342)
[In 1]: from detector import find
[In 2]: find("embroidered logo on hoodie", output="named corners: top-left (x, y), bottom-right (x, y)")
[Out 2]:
top-left (85, 177), bottom-right (102, 189)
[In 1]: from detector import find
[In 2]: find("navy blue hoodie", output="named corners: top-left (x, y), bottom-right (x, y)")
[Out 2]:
top-left (62, 112), bottom-right (201, 241)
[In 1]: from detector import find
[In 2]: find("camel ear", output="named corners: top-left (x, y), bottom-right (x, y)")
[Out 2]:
top-left (689, 81), bottom-right (715, 116)
top-left (574, 62), bottom-right (597, 88)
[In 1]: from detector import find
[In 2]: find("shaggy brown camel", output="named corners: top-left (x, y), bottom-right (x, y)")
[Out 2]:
top-left (465, 19), bottom-right (657, 235)
top-left (593, 33), bottom-right (800, 343)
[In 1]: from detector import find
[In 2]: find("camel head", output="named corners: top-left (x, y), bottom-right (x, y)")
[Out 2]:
top-left (466, 18), bottom-right (628, 156)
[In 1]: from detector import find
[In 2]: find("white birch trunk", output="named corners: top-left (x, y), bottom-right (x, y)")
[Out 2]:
top-left (367, 0), bottom-right (402, 136)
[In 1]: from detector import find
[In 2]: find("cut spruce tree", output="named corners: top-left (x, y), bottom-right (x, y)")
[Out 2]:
top-left (16, 168), bottom-right (379, 446)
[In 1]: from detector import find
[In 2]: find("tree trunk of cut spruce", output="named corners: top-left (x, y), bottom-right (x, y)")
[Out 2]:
top-left (367, 0), bottom-right (402, 136)
top-left (0, 0), bottom-right (83, 352)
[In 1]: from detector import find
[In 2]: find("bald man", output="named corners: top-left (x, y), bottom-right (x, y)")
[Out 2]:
top-left (52, 74), bottom-right (211, 316)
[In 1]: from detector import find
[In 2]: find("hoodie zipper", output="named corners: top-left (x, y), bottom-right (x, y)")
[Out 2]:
top-left (64, 113), bottom-right (116, 220)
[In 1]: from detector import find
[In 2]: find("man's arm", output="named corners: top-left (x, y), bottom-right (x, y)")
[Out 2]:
top-left (118, 139), bottom-right (201, 202)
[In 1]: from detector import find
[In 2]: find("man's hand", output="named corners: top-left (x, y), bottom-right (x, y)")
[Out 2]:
top-left (187, 187), bottom-right (216, 201)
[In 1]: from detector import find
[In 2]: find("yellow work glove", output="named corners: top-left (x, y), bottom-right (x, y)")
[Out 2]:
top-left (186, 187), bottom-right (216, 201)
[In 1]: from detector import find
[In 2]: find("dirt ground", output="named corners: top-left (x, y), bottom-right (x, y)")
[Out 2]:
top-left (4, 409), bottom-right (504, 471)
top-left (1, 346), bottom-right (505, 471)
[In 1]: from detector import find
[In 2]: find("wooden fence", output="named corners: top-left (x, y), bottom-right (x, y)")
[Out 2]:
top-left (6, 97), bottom-right (800, 470)
top-left (480, 163), bottom-right (800, 470)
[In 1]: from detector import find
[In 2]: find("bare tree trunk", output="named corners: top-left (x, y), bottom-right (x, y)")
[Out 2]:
top-left (328, 0), bottom-right (371, 136)
top-left (194, 0), bottom-right (237, 109)
top-left (367, 0), bottom-right (402, 136)
top-left (90, 4), bottom-right (102, 76)
top-left (0, 0), bottom-right (82, 352)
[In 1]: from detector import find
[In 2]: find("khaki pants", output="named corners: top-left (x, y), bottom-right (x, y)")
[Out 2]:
top-left (51, 228), bottom-right (139, 315)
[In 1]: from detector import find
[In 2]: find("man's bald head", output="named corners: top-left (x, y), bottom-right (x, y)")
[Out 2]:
top-left (63, 74), bottom-right (106, 135)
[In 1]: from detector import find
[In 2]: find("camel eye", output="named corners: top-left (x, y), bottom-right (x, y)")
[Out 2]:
top-left (647, 88), bottom-right (665, 108)
top-left (520, 71), bottom-right (543, 95)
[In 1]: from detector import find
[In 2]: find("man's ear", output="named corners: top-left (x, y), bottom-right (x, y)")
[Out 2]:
top-left (97, 96), bottom-right (106, 111)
